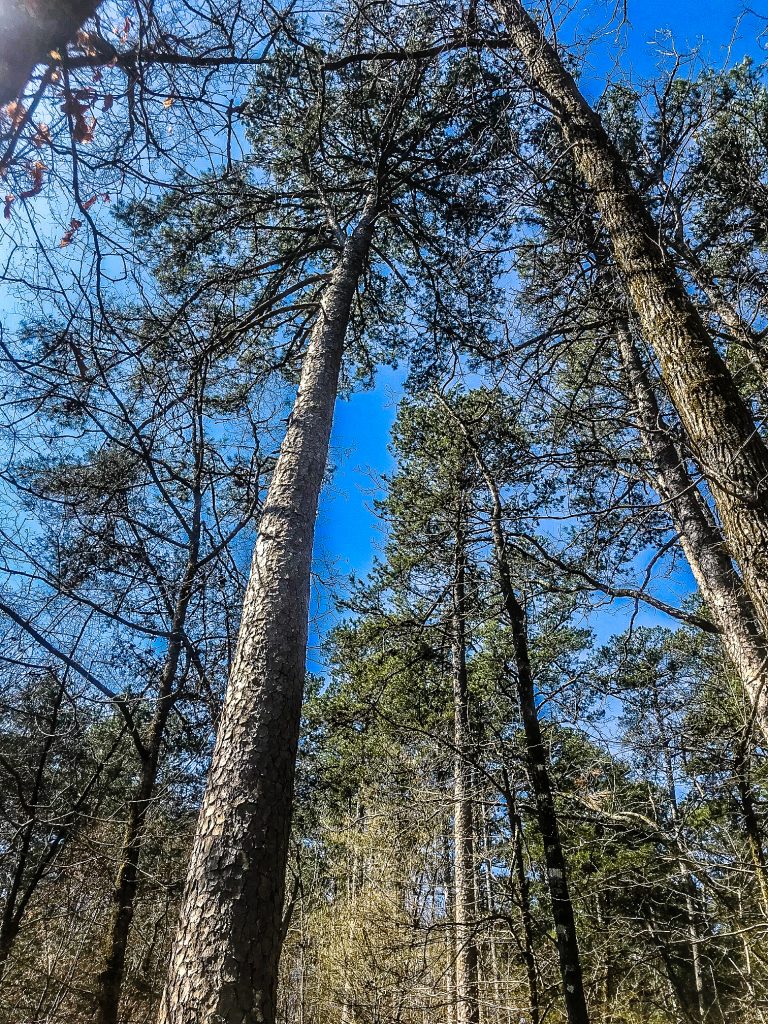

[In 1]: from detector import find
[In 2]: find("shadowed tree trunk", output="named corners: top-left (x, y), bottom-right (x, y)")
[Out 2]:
top-left (158, 200), bottom-right (377, 1024)
top-left (444, 400), bottom-right (589, 1024)
top-left (616, 322), bottom-right (768, 736)
top-left (734, 735), bottom-right (768, 914)
top-left (497, 0), bottom-right (768, 644)
top-left (0, 0), bottom-right (101, 104)
top-left (500, 767), bottom-right (539, 1024)
top-left (496, 574), bottom-right (589, 1024)
top-left (451, 495), bottom-right (481, 1024)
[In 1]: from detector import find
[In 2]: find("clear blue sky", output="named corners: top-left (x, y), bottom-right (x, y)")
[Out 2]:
top-left (307, 1), bottom-right (767, 671)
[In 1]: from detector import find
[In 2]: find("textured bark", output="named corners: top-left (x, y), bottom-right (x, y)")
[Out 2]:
top-left (617, 324), bottom-right (768, 735)
top-left (0, 0), bottom-right (101, 104)
top-left (159, 205), bottom-right (376, 1024)
top-left (498, 0), bottom-right (768, 641)
top-left (451, 503), bottom-right (480, 1024)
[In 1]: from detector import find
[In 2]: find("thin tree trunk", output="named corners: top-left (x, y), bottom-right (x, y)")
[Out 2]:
top-left (341, 797), bottom-right (363, 1024)
top-left (0, 717), bottom-right (126, 976)
top-left (644, 918), bottom-right (702, 1024)
top-left (0, 676), bottom-right (66, 971)
top-left (674, 243), bottom-right (768, 387)
top-left (478, 806), bottom-right (502, 1023)
top-left (444, 826), bottom-right (458, 1024)
top-left (649, 680), bottom-right (709, 1023)
top-left (451, 499), bottom-right (481, 1024)
top-left (616, 323), bottom-right (768, 734)
top-left (734, 737), bottom-right (768, 914)
top-left (500, 769), bottom-right (539, 1024)
top-left (593, 895), bottom-right (613, 1023)
top-left (499, 620), bottom-right (589, 1024)
top-left (94, 480), bottom-right (203, 1024)
top-left (497, 0), bottom-right (768, 641)
top-left (159, 202), bottom-right (376, 1024)
top-left (444, 403), bottom-right (589, 1024)
top-left (0, 0), bottom-right (101, 104)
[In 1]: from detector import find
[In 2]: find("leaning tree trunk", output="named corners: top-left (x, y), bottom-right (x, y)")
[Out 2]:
top-left (617, 324), bottom-right (768, 735)
top-left (451, 499), bottom-right (481, 1024)
top-left (158, 204), bottom-right (376, 1024)
top-left (0, 0), bottom-right (101, 104)
top-left (497, 0), bottom-right (768, 642)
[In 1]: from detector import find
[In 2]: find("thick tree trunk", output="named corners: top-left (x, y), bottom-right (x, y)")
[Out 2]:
top-left (0, 0), bottom-right (101, 104)
top-left (451, 504), bottom-right (481, 1024)
top-left (498, 0), bottom-right (768, 641)
top-left (158, 205), bottom-right (376, 1024)
top-left (616, 324), bottom-right (768, 734)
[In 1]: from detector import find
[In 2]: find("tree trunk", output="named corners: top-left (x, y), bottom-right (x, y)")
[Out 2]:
top-left (500, 607), bottom-right (589, 1024)
top-left (341, 797), bottom-right (364, 1024)
top-left (649, 678), bottom-right (710, 1023)
top-left (444, 825), bottom-right (458, 1024)
top-left (95, 495), bottom-right (203, 1024)
top-left (451, 500), bottom-right (481, 1024)
top-left (0, 0), bottom-right (101, 104)
top-left (450, 410), bottom-right (589, 1024)
top-left (616, 323), bottom-right (768, 735)
top-left (158, 203), bottom-right (376, 1024)
top-left (734, 738), bottom-right (768, 914)
top-left (497, 0), bottom-right (768, 642)
top-left (0, 676), bottom-right (66, 973)
top-left (500, 769), bottom-right (539, 1024)
top-left (478, 806), bottom-right (502, 1023)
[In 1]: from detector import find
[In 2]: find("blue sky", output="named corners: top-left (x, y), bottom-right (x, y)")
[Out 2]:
top-left (306, 1), bottom-right (768, 671)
